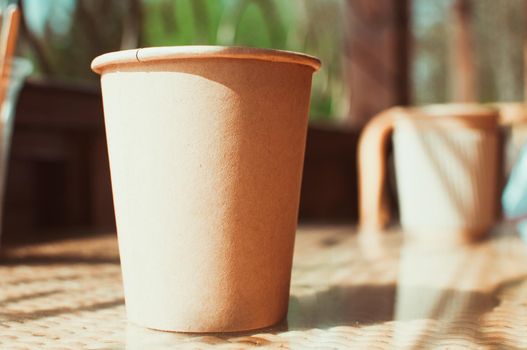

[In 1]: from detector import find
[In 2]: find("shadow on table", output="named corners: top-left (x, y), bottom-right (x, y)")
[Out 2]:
top-left (121, 283), bottom-right (503, 349)
top-left (0, 298), bottom-right (124, 322)
top-left (284, 275), bottom-right (527, 348)
top-left (0, 289), bottom-right (64, 306)
top-left (1, 229), bottom-right (117, 247)
top-left (286, 283), bottom-right (498, 329)
top-left (0, 254), bottom-right (120, 266)
top-left (287, 284), bottom-right (396, 327)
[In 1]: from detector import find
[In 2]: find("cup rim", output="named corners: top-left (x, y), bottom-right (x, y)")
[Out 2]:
top-left (487, 102), bottom-right (527, 125)
top-left (91, 45), bottom-right (321, 74)
top-left (395, 103), bottom-right (499, 130)
top-left (410, 103), bottom-right (498, 118)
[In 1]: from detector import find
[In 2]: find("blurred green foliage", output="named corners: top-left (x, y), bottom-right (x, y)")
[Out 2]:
top-left (16, 0), bottom-right (526, 121)
top-left (18, 0), bottom-right (348, 121)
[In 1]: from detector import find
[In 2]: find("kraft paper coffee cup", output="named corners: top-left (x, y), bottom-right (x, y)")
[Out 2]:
top-left (91, 46), bottom-right (320, 332)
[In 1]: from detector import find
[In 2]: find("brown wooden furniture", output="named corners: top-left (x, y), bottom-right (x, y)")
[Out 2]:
top-left (3, 79), bottom-right (114, 244)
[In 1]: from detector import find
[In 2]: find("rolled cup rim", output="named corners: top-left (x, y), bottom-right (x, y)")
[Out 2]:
top-left (91, 45), bottom-right (321, 74)
top-left (392, 103), bottom-right (500, 131)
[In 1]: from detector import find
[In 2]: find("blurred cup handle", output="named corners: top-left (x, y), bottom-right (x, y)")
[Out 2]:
top-left (358, 107), bottom-right (401, 231)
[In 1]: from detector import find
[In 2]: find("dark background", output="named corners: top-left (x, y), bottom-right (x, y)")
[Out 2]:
top-left (2, 0), bottom-right (526, 244)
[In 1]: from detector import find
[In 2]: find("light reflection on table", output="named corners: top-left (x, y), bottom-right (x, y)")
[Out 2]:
top-left (1, 225), bottom-right (527, 349)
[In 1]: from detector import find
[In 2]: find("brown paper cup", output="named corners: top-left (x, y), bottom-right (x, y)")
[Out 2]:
top-left (91, 46), bottom-right (320, 332)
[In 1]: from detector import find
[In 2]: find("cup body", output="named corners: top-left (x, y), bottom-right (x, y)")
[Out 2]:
top-left (92, 46), bottom-right (319, 332)
top-left (392, 105), bottom-right (499, 240)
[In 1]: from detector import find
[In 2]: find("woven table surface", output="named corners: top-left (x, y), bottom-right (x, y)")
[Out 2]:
top-left (1, 225), bottom-right (527, 349)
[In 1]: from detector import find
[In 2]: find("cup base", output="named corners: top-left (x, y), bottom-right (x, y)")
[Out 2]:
top-left (127, 314), bottom-right (287, 334)
top-left (403, 226), bottom-right (490, 246)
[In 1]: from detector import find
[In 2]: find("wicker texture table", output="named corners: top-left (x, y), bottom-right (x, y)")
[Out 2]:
top-left (1, 225), bottom-right (527, 349)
